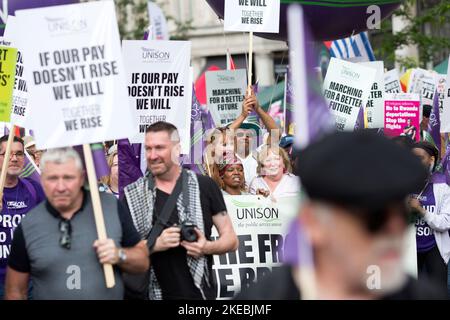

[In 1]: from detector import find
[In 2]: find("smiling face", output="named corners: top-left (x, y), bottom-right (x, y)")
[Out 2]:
top-left (261, 150), bottom-right (285, 178)
top-left (145, 130), bottom-right (180, 177)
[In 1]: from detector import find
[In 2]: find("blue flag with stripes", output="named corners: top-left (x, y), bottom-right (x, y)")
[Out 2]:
top-left (328, 32), bottom-right (375, 62)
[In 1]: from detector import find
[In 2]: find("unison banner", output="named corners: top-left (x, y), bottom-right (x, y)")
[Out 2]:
top-left (14, 1), bottom-right (134, 149)
top-left (212, 195), bottom-right (300, 299)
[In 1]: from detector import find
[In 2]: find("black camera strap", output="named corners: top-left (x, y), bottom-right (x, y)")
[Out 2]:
top-left (147, 170), bottom-right (185, 250)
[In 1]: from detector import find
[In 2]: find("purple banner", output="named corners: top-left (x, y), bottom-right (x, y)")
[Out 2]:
top-left (427, 90), bottom-right (441, 152)
top-left (118, 139), bottom-right (143, 199)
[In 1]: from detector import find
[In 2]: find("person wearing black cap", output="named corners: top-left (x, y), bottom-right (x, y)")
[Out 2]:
top-left (410, 141), bottom-right (450, 294)
top-left (236, 131), bottom-right (446, 299)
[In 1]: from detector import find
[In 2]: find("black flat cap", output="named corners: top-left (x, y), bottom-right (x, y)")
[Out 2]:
top-left (296, 131), bottom-right (428, 209)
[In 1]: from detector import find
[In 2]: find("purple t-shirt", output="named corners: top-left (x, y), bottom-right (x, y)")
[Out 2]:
top-left (0, 178), bottom-right (45, 285)
top-left (414, 183), bottom-right (437, 253)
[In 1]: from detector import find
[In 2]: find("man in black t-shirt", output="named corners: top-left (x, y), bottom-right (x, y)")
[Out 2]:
top-left (124, 122), bottom-right (238, 300)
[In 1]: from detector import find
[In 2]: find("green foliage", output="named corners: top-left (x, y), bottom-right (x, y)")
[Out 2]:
top-left (374, 0), bottom-right (450, 69)
top-left (115, 0), bottom-right (149, 40)
top-left (114, 0), bottom-right (196, 40)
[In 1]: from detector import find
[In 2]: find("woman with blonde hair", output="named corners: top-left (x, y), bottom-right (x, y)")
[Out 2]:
top-left (100, 149), bottom-right (119, 198)
top-left (203, 127), bottom-right (235, 178)
top-left (249, 144), bottom-right (300, 200)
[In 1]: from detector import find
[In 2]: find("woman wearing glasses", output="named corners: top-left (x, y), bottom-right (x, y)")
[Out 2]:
top-left (0, 135), bottom-right (45, 300)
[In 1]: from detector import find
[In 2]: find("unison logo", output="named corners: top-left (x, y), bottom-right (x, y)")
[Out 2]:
top-left (340, 66), bottom-right (360, 80)
top-left (217, 74), bottom-right (236, 83)
top-left (45, 17), bottom-right (88, 35)
top-left (236, 207), bottom-right (279, 221)
top-left (141, 47), bottom-right (170, 62)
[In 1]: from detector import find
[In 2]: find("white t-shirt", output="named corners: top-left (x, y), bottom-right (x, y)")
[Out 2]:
top-left (248, 173), bottom-right (300, 200)
top-left (237, 153), bottom-right (258, 187)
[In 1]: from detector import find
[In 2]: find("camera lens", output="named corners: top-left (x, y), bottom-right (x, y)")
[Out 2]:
top-left (181, 223), bottom-right (198, 242)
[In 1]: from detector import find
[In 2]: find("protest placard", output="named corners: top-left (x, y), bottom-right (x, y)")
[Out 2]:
top-left (384, 93), bottom-right (420, 141)
top-left (407, 68), bottom-right (436, 108)
top-left (224, 0), bottom-right (280, 33)
top-left (435, 74), bottom-right (446, 117)
top-left (441, 56), bottom-right (450, 133)
top-left (384, 69), bottom-right (402, 94)
top-left (323, 58), bottom-right (376, 131)
top-left (360, 61), bottom-right (384, 128)
top-left (122, 40), bottom-right (191, 152)
top-left (14, 0), bottom-right (134, 149)
top-left (3, 15), bottom-right (30, 128)
top-left (0, 45), bottom-right (16, 122)
top-left (14, 0), bottom-right (133, 288)
top-left (212, 195), bottom-right (300, 299)
top-left (206, 69), bottom-right (247, 127)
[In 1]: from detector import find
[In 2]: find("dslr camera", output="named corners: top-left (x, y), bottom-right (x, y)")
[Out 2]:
top-left (179, 221), bottom-right (198, 242)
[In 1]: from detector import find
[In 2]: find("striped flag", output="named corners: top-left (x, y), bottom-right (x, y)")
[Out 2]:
top-left (19, 150), bottom-right (41, 184)
top-left (324, 32), bottom-right (375, 62)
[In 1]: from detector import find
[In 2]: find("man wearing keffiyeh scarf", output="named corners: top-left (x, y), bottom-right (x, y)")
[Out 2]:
top-left (124, 122), bottom-right (238, 300)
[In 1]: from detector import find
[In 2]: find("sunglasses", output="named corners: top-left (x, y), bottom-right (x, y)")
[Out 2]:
top-left (59, 219), bottom-right (72, 249)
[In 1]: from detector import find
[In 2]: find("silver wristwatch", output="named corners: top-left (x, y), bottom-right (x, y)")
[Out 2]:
top-left (118, 248), bottom-right (127, 264)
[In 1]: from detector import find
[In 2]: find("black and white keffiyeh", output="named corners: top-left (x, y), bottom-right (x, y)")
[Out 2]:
top-left (124, 169), bottom-right (210, 300)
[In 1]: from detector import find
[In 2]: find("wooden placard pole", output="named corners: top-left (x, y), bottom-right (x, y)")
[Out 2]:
top-left (247, 31), bottom-right (254, 95)
top-left (0, 126), bottom-right (16, 210)
top-left (82, 143), bottom-right (115, 288)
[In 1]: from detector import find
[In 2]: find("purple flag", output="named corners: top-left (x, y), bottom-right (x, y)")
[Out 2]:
top-left (427, 90), bottom-right (441, 152)
top-left (73, 143), bottom-right (109, 180)
top-left (181, 86), bottom-right (208, 174)
top-left (118, 139), bottom-right (143, 199)
top-left (287, 4), bottom-right (334, 148)
top-left (354, 105), bottom-right (365, 131)
top-left (91, 143), bottom-right (110, 179)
